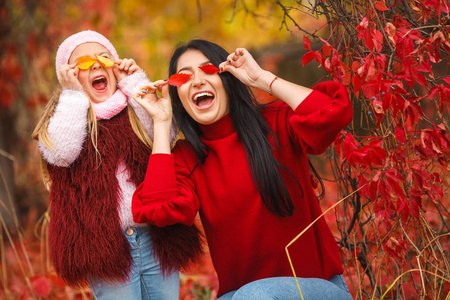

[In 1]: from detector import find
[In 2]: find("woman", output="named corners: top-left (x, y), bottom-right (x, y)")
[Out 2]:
top-left (132, 39), bottom-right (353, 299)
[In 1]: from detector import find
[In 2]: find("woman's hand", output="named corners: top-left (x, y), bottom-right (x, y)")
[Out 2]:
top-left (219, 48), bottom-right (273, 92)
top-left (114, 58), bottom-right (141, 82)
top-left (133, 80), bottom-right (172, 124)
top-left (59, 63), bottom-right (83, 91)
top-left (220, 47), bottom-right (313, 110)
top-left (133, 80), bottom-right (173, 154)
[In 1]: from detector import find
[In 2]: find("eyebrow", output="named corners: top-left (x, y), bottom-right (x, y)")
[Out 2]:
top-left (177, 60), bottom-right (211, 73)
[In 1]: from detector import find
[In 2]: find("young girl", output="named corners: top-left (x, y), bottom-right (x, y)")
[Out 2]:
top-left (32, 30), bottom-right (202, 299)
top-left (132, 39), bottom-right (354, 299)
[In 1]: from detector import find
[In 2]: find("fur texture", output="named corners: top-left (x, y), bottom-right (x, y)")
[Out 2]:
top-left (47, 108), bottom-right (203, 287)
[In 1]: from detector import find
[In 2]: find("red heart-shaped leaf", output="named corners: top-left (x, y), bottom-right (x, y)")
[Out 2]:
top-left (168, 73), bottom-right (192, 86)
top-left (199, 64), bottom-right (220, 74)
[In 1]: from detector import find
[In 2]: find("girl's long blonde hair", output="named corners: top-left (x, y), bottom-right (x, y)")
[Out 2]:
top-left (31, 87), bottom-right (154, 190)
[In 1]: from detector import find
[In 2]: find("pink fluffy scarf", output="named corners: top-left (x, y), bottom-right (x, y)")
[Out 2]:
top-left (92, 89), bottom-right (127, 120)
top-left (47, 108), bottom-right (203, 287)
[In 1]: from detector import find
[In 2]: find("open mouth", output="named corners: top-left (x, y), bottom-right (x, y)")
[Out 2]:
top-left (91, 76), bottom-right (108, 92)
top-left (193, 92), bottom-right (214, 109)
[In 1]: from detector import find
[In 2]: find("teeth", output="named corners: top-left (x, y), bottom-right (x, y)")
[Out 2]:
top-left (93, 76), bottom-right (105, 83)
top-left (193, 92), bottom-right (213, 101)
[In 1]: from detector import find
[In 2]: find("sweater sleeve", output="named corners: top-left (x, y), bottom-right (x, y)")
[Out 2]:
top-left (132, 152), bottom-right (199, 227)
top-left (118, 71), bottom-right (179, 145)
top-left (38, 89), bottom-right (90, 167)
top-left (288, 81), bottom-right (353, 154)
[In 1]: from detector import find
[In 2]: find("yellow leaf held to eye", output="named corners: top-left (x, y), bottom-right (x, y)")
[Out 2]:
top-left (95, 54), bottom-right (114, 68)
top-left (76, 56), bottom-right (97, 70)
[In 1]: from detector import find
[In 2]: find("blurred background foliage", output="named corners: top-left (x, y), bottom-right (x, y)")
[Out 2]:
top-left (4, 0), bottom-right (448, 299)
top-left (0, 0), bottom-right (325, 217)
top-left (1, 0), bottom-right (329, 298)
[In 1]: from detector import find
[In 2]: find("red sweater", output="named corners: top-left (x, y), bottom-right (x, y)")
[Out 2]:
top-left (133, 81), bottom-right (353, 296)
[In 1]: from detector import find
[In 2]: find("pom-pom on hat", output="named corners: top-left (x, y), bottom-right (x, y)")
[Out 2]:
top-left (55, 30), bottom-right (119, 84)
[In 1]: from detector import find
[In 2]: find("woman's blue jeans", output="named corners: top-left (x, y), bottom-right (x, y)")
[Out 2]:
top-left (218, 275), bottom-right (353, 300)
top-left (88, 227), bottom-right (179, 300)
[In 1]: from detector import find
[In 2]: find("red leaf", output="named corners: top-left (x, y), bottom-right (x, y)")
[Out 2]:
top-left (370, 146), bottom-right (387, 166)
top-left (303, 35), bottom-right (312, 51)
top-left (395, 127), bottom-right (405, 144)
top-left (168, 73), bottom-right (192, 86)
top-left (375, 1), bottom-right (390, 11)
top-left (30, 276), bottom-right (51, 297)
top-left (444, 77), bottom-right (450, 84)
top-left (370, 179), bottom-right (379, 201)
top-left (322, 43), bottom-right (333, 56)
top-left (302, 51), bottom-right (316, 66)
top-left (408, 194), bottom-right (422, 220)
top-left (199, 64), bottom-right (219, 74)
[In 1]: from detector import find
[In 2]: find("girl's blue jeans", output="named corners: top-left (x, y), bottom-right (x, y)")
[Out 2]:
top-left (88, 227), bottom-right (179, 300)
top-left (218, 274), bottom-right (353, 300)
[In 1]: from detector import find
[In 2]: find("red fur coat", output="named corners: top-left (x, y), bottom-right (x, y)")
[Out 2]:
top-left (47, 108), bottom-right (203, 287)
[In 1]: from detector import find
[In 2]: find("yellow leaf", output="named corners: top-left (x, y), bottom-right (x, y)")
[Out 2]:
top-left (95, 54), bottom-right (114, 67)
top-left (76, 56), bottom-right (97, 70)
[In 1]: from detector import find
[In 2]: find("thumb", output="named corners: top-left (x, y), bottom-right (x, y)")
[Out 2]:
top-left (113, 64), bottom-right (122, 79)
top-left (160, 82), bottom-right (170, 99)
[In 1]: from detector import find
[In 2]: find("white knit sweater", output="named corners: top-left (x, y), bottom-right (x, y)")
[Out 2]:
top-left (39, 71), bottom-right (175, 229)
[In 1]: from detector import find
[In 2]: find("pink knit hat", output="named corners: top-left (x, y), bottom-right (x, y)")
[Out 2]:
top-left (55, 30), bottom-right (119, 83)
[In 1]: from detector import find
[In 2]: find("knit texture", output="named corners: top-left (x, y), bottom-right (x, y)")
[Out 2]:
top-left (39, 90), bottom-right (90, 167)
top-left (55, 30), bottom-right (119, 84)
top-left (92, 89), bottom-right (127, 120)
top-left (47, 108), bottom-right (203, 287)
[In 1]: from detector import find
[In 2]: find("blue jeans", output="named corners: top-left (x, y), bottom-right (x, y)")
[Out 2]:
top-left (88, 227), bottom-right (179, 300)
top-left (219, 275), bottom-right (352, 300)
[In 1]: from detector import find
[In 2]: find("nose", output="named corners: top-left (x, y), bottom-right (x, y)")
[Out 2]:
top-left (192, 72), bottom-right (205, 87)
top-left (91, 61), bottom-right (102, 70)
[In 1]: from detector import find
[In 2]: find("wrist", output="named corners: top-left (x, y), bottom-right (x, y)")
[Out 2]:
top-left (152, 120), bottom-right (172, 154)
top-left (255, 71), bottom-right (276, 94)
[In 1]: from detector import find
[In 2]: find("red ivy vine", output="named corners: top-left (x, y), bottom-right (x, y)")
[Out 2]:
top-left (281, 0), bottom-right (450, 298)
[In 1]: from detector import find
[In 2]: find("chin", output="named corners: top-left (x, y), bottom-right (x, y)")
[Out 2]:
top-left (90, 92), bottom-right (113, 104)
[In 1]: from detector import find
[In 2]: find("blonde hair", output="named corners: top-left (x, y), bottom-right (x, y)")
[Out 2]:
top-left (32, 88), bottom-right (155, 190)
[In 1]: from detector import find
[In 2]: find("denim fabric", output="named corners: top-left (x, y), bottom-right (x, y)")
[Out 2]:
top-left (218, 274), bottom-right (353, 300)
top-left (88, 227), bottom-right (179, 300)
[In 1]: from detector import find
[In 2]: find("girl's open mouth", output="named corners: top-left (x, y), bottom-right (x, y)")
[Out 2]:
top-left (92, 76), bottom-right (108, 92)
top-left (193, 92), bottom-right (214, 109)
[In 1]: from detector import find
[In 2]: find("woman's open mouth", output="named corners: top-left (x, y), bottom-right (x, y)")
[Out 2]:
top-left (91, 75), bottom-right (108, 92)
top-left (193, 92), bottom-right (214, 109)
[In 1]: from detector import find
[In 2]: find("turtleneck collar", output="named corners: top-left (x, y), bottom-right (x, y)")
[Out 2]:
top-left (92, 89), bottom-right (127, 120)
top-left (199, 114), bottom-right (235, 141)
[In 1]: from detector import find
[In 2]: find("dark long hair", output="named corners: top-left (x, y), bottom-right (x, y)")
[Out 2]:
top-left (168, 39), bottom-right (295, 217)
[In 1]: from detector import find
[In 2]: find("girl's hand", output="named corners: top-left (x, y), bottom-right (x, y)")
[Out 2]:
top-left (114, 58), bottom-right (141, 82)
top-left (133, 80), bottom-right (172, 124)
top-left (219, 48), bottom-right (271, 90)
top-left (59, 63), bottom-right (83, 91)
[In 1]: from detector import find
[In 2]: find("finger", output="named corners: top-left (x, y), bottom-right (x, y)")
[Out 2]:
top-left (67, 69), bottom-right (77, 78)
top-left (153, 79), bottom-right (169, 86)
top-left (124, 59), bottom-right (136, 71)
top-left (68, 62), bottom-right (78, 68)
top-left (226, 53), bottom-right (235, 66)
top-left (121, 58), bottom-right (135, 72)
top-left (136, 83), bottom-right (158, 99)
top-left (234, 48), bottom-right (246, 57)
top-left (115, 59), bottom-right (127, 70)
top-left (160, 82), bottom-right (170, 99)
top-left (128, 64), bottom-right (141, 75)
top-left (113, 64), bottom-right (121, 78)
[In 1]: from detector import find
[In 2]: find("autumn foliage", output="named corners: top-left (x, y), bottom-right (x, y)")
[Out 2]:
top-left (284, 0), bottom-right (449, 298)
top-left (1, 0), bottom-right (449, 299)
